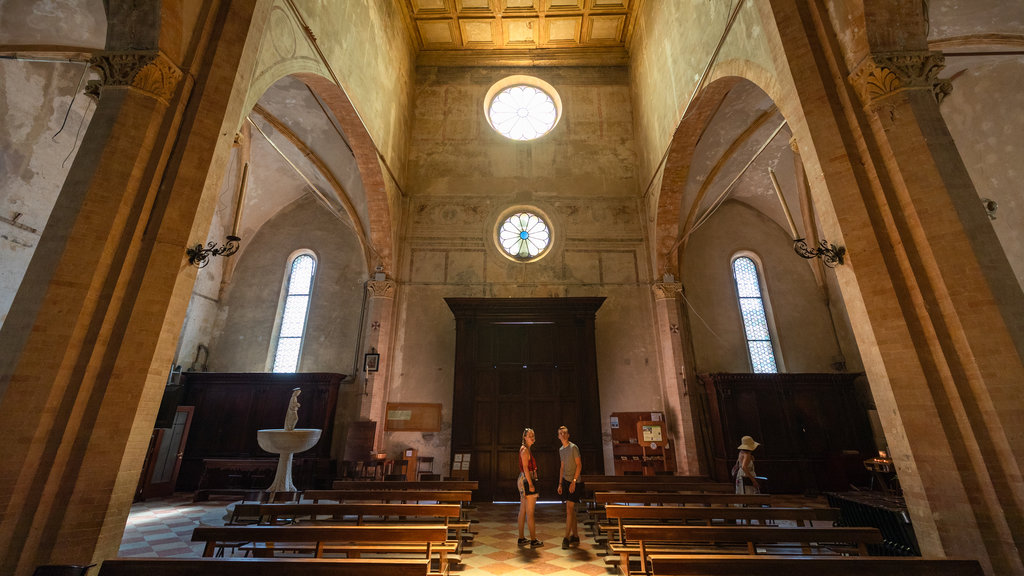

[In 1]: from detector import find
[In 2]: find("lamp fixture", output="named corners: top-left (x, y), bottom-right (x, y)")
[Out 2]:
top-left (187, 236), bottom-right (240, 268)
top-left (794, 238), bottom-right (845, 268)
top-left (186, 161), bottom-right (249, 268)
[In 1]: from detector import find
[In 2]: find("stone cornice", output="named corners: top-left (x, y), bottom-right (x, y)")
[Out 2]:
top-left (652, 281), bottom-right (683, 300)
top-left (367, 279), bottom-right (397, 299)
top-left (87, 50), bottom-right (183, 105)
top-left (849, 51), bottom-right (949, 106)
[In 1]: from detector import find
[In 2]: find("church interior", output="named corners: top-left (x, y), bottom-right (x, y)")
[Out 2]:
top-left (1, 1), bottom-right (1023, 575)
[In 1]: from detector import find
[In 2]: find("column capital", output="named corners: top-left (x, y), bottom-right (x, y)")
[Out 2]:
top-left (652, 281), bottom-right (683, 300)
top-left (366, 279), bottom-right (396, 299)
top-left (87, 50), bottom-right (183, 105)
top-left (849, 51), bottom-right (950, 106)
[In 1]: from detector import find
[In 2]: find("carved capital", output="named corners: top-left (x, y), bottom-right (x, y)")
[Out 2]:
top-left (652, 281), bottom-right (683, 300)
top-left (88, 50), bottom-right (183, 104)
top-left (849, 51), bottom-right (947, 106)
top-left (788, 136), bottom-right (799, 154)
top-left (366, 279), bottom-right (397, 299)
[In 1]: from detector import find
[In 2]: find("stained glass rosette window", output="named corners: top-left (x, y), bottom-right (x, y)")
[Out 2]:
top-left (488, 85), bottom-right (558, 141)
top-left (499, 212), bottom-right (551, 260)
top-left (732, 256), bottom-right (778, 373)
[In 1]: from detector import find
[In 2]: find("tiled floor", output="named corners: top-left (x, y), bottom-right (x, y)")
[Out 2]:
top-left (120, 495), bottom-right (616, 574)
top-left (119, 494), bottom-right (827, 574)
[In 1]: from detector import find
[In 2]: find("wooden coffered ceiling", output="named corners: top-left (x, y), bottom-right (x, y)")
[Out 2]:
top-left (399, 0), bottom-right (643, 66)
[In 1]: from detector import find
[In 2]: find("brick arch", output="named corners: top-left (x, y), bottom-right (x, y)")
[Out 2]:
top-left (655, 59), bottom-right (788, 277)
top-left (236, 65), bottom-right (395, 276)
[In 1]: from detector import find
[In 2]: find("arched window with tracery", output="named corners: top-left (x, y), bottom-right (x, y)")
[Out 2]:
top-left (271, 252), bottom-right (316, 373)
top-left (731, 255), bottom-right (778, 373)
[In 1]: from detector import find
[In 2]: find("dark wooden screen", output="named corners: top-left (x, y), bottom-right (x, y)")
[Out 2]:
top-left (175, 372), bottom-right (342, 490)
top-left (446, 298), bottom-right (604, 501)
top-left (699, 373), bottom-right (874, 493)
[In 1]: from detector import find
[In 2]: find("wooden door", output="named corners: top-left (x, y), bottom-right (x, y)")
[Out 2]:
top-left (141, 406), bottom-right (193, 499)
top-left (447, 298), bottom-right (604, 501)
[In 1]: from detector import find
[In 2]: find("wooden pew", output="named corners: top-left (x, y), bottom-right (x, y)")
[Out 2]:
top-left (617, 525), bottom-right (883, 576)
top-left (601, 505), bottom-right (840, 545)
top-left (332, 480), bottom-right (478, 491)
top-left (647, 554), bottom-right (985, 576)
top-left (594, 492), bottom-right (772, 506)
top-left (303, 490), bottom-right (472, 504)
top-left (581, 475), bottom-right (712, 483)
top-left (191, 525), bottom-right (453, 574)
top-left (98, 557), bottom-right (431, 576)
top-left (586, 481), bottom-right (735, 494)
top-left (228, 502), bottom-right (470, 551)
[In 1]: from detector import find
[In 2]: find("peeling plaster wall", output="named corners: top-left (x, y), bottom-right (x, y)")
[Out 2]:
top-left (0, 0), bottom-right (106, 47)
top-left (629, 0), bottom-right (776, 192)
top-left (396, 65), bottom-right (657, 474)
top-left (941, 57), bottom-right (1024, 291)
top-left (209, 195), bottom-right (365, 377)
top-left (0, 60), bottom-right (94, 327)
top-left (683, 200), bottom-right (843, 373)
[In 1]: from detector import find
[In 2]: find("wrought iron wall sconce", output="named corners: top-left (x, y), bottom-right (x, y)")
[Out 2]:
top-left (794, 238), bottom-right (845, 268)
top-left (187, 235), bottom-right (240, 268)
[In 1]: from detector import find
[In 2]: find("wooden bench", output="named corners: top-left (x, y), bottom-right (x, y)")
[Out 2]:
top-left (581, 475), bottom-right (712, 483)
top-left (595, 492), bottom-right (772, 506)
top-left (331, 480), bottom-right (478, 491)
top-left (191, 525), bottom-right (454, 574)
top-left (303, 490), bottom-right (472, 504)
top-left (647, 554), bottom-right (985, 576)
top-left (600, 505), bottom-right (840, 545)
top-left (586, 481), bottom-right (735, 495)
top-left (98, 557), bottom-right (431, 576)
top-left (228, 503), bottom-right (471, 550)
top-left (615, 525), bottom-right (882, 576)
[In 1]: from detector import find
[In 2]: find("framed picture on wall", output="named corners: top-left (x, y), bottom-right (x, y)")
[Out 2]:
top-left (364, 352), bottom-right (380, 372)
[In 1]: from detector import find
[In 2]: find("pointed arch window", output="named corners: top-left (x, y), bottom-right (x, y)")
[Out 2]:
top-left (732, 256), bottom-right (778, 373)
top-left (272, 252), bottom-right (316, 373)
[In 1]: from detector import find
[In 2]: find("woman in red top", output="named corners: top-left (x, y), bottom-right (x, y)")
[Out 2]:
top-left (517, 428), bottom-right (543, 547)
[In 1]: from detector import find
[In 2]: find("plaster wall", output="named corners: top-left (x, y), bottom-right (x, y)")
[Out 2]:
top-left (629, 0), bottom-right (777, 193)
top-left (393, 65), bottom-right (659, 474)
top-left (683, 200), bottom-right (843, 374)
top-left (0, 0), bottom-right (106, 47)
top-left (209, 195), bottom-right (365, 375)
top-left (0, 60), bottom-right (94, 327)
top-left (940, 57), bottom-right (1024, 291)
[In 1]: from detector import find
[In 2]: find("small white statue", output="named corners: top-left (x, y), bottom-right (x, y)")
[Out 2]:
top-left (284, 388), bottom-right (301, 431)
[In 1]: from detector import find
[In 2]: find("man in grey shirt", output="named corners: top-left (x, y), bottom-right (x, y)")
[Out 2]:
top-left (556, 425), bottom-right (582, 548)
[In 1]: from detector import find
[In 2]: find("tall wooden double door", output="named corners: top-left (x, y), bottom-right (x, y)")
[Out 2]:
top-left (446, 298), bottom-right (604, 502)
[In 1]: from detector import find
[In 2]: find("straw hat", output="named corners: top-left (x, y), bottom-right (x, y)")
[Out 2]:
top-left (737, 436), bottom-right (760, 451)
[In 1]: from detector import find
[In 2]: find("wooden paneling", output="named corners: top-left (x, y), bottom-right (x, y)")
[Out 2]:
top-left (699, 373), bottom-right (874, 494)
top-left (446, 298), bottom-right (604, 501)
top-left (176, 372), bottom-right (343, 491)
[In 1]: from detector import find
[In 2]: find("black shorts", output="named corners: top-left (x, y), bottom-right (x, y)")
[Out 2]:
top-left (518, 474), bottom-right (538, 498)
top-left (560, 478), bottom-right (583, 503)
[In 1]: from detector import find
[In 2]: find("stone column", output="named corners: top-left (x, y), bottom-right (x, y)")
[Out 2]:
top-left (846, 50), bottom-right (1024, 575)
top-left (0, 3), bottom-right (270, 574)
top-left (651, 281), bottom-right (701, 474)
top-left (360, 277), bottom-right (397, 450)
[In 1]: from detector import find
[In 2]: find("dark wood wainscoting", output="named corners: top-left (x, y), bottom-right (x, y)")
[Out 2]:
top-left (446, 298), bottom-right (604, 502)
top-left (699, 373), bottom-right (874, 494)
top-left (175, 372), bottom-right (343, 491)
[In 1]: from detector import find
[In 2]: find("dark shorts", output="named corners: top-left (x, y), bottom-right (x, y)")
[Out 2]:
top-left (560, 478), bottom-right (583, 503)
top-left (518, 473), bottom-right (538, 498)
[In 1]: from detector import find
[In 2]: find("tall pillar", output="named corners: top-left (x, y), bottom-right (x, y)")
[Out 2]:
top-left (0, 3), bottom-right (269, 574)
top-left (651, 281), bottom-right (701, 474)
top-left (845, 50), bottom-right (1024, 574)
top-left (359, 277), bottom-right (397, 450)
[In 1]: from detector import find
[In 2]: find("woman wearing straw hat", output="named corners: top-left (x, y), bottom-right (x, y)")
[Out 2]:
top-left (731, 435), bottom-right (762, 494)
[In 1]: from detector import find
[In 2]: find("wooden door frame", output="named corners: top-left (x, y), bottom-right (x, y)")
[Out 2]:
top-left (446, 297), bottom-right (605, 501)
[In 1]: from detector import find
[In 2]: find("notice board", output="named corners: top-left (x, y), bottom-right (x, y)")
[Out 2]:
top-left (385, 403), bottom-right (442, 431)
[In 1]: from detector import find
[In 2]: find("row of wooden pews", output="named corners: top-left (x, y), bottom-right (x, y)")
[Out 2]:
top-left (578, 475), bottom-right (983, 576)
top-left (98, 480), bottom-right (478, 576)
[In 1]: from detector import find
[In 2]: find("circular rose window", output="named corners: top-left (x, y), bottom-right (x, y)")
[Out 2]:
top-left (497, 211), bottom-right (551, 261)
top-left (484, 76), bottom-right (562, 141)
